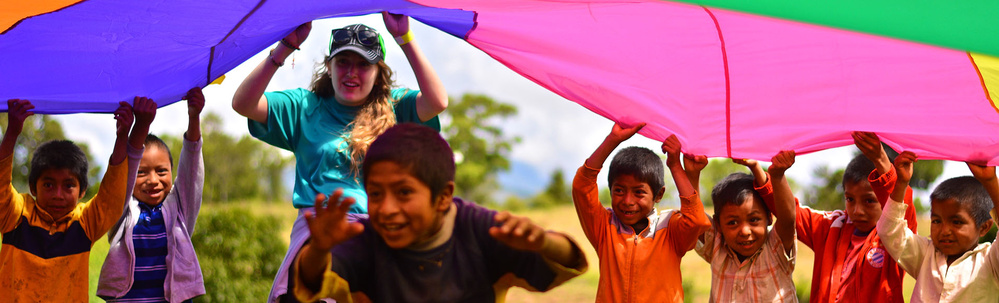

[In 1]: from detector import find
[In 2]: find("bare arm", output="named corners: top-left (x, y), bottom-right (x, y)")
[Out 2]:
top-left (968, 163), bottom-right (999, 212)
top-left (661, 135), bottom-right (695, 197)
top-left (584, 122), bottom-right (645, 170)
top-left (684, 153), bottom-right (708, 193)
top-left (769, 150), bottom-right (796, 255)
top-left (383, 12), bottom-right (448, 121)
top-left (490, 211), bottom-right (581, 268)
top-left (232, 23), bottom-right (311, 124)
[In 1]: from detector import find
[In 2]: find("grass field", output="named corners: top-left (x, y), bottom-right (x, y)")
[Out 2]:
top-left (86, 202), bottom-right (923, 302)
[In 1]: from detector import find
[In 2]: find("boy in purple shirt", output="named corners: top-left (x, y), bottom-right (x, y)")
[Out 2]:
top-left (293, 123), bottom-right (587, 302)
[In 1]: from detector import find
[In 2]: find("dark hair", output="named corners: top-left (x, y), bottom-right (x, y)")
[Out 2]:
top-left (144, 134), bottom-right (173, 167)
top-left (711, 173), bottom-right (769, 225)
top-left (931, 176), bottom-right (992, 226)
top-left (29, 140), bottom-right (88, 197)
top-left (362, 123), bottom-right (455, 200)
top-left (607, 147), bottom-right (665, 196)
top-left (843, 154), bottom-right (875, 188)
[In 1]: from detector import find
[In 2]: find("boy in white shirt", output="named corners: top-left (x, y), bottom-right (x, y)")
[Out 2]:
top-left (877, 150), bottom-right (999, 303)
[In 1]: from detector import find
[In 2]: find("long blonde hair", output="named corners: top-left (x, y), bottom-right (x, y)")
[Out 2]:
top-left (311, 57), bottom-right (397, 179)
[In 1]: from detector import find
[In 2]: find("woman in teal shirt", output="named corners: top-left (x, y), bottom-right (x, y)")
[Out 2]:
top-left (231, 12), bottom-right (448, 302)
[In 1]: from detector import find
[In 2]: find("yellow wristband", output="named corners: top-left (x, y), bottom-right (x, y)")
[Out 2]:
top-left (394, 31), bottom-right (414, 45)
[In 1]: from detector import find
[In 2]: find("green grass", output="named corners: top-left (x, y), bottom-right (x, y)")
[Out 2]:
top-left (89, 235), bottom-right (109, 302)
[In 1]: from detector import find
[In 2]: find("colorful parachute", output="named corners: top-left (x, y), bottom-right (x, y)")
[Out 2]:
top-left (2, 0), bottom-right (998, 164)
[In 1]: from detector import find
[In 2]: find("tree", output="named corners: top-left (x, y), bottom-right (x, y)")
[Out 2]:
top-left (191, 207), bottom-right (285, 302)
top-left (531, 169), bottom-right (571, 208)
top-left (442, 94), bottom-right (519, 205)
top-left (161, 112), bottom-right (291, 203)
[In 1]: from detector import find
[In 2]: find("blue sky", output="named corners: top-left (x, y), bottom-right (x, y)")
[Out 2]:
top-left (51, 14), bottom-right (969, 204)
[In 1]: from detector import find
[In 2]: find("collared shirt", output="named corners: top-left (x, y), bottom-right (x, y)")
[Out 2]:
top-left (696, 227), bottom-right (798, 302)
top-left (877, 199), bottom-right (999, 303)
top-left (571, 164), bottom-right (712, 303)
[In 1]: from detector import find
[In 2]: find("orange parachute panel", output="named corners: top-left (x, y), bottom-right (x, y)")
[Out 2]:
top-left (1, 0), bottom-right (84, 33)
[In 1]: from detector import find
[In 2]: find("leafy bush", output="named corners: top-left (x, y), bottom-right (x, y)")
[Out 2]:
top-left (192, 208), bottom-right (286, 302)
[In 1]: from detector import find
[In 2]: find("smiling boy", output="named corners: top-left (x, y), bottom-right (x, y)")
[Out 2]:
top-left (0, 98), bottom-right (154, 301)
top-left (878, 152), bottom-right (999, 302)
top-left (572, 122), bottom-right (712, 302)
top-left (293, 123), bottom-right (586, 302)
top-left (695, 151), bottom-right (799, 302)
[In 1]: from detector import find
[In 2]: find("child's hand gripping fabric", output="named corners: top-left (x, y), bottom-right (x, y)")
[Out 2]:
top-left (852, 131), bottom-right (892, 175)
top-left (889, 152), bottom-right (917, 203)
top-left (185, 87), bottom-right (205, 141)
top-left (1, 100), bottom-right (34, 158)
top-left (584, 122), bottom-right (646, 169)
top-left (967, 163), bottom-right (999, 211)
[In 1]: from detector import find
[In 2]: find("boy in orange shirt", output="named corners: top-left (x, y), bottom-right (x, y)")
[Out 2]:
top-left (572, 122), bottom-right (712, 302)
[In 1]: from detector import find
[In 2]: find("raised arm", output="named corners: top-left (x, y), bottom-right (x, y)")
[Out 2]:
top-left (109, 102), bottom-right (134, 165)
top-left (683, 153), bottom-right (708, 193)
top-left (769, 150), bottom-right (796, 255)
top-left (1, 100), bottom-right (33, 160)
top-left (852, 131), bottom-right (892, 176)
top-left (584, 122), bottom-right (645, 170)
top-left (662, 135), bottom-right (712, 249)
top-left (185, 87), bottom-right (204, 142)
top-left (661, 135), bottom-right (695, 197)
top-left (968, 163), bottom-right (999, 213)
top-left (232, 22), bottom-right (311, 124)
top-left (876, 151), bottom-right (927, 274)
top-left (298, 190), bottom-right (365, 293)
top-left (383, 12), bottom-right (447, 121)
top-left (733, 158), bottom-right (767, 187)
top-left (178, 88), bottom-right (206, 232)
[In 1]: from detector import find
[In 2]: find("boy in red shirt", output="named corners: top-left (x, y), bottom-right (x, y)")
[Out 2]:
top-left (764, 132), bottom-right (915, 302)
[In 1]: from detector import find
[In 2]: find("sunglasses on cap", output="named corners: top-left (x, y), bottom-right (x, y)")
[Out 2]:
top-left (329, 28), bottom-right (381, 52)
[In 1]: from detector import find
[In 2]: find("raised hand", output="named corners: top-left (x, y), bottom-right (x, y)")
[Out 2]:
top-left (283, 22), bottom-right (312, 49)
top-left (683, 153), bottom-right (708, 174)
top-left (185, 87), bottom-right (205, 119)
top-left (132, 97), bottom-right (156, 128)
top-left (661, 134), bottom-right (682, 169)
top-left (304, 190), bottom-right (365, 252)
top-left (968, 162), bottom-right (997, 184)
top-left (489, 211), bottom-right (546, 252)
top-left (769, 150), bottom-right (796, 179)
top-left (852, 131), bottom-right (891, 174)
top-left (114, 102), bottom-right (134, 139)
top-left (608, 122), bottom-right (645, 143)
top-left (6, 99), bottom-right (34, 136)
top-left (732, 158), bottom-right (758, 168)
top-left (382, 11), bottom-right (410, 38)
top-left (890, 151), bottom-right (917, 202)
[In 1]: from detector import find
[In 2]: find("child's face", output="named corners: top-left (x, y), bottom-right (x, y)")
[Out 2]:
top-left (133, 145), bottom-right (173, 206)
top-left (844, 180), bottom-right (881, 232)
top-left (610, 175), bottom-right (660, 228)
top-left (718, 196), bottom-right (769, 258)
top-left (365, 161), bottom-right (450, 249)
top-left (930, 198), bottom-right (991, 261)
top-left (32, 168), bottom-right (83, 219)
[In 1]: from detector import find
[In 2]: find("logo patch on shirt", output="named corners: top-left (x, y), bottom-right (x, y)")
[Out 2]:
top-left (866, 247), bottom-right (886, 268)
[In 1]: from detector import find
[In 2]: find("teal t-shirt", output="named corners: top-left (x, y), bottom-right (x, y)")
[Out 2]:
top-left (248, 88), bottom-right (441, 212)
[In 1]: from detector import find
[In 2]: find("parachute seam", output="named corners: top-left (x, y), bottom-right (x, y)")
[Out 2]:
top-left (703, 6), bottom-right (732, 157)
top-left (208, 0), bottom-right (269, 85)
